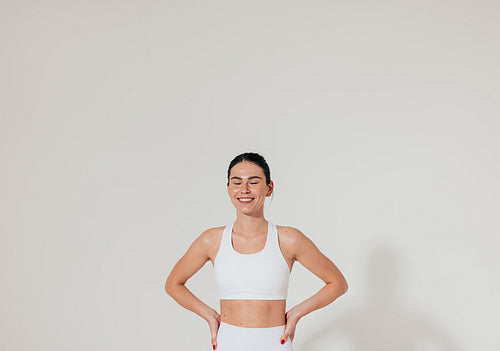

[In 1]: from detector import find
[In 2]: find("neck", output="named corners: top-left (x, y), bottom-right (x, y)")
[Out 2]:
top-left (233, 213), bottom-right (268, 234)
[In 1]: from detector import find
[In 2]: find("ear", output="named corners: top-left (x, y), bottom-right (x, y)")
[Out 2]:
top-left (267, 181), bottom-right (274, 196)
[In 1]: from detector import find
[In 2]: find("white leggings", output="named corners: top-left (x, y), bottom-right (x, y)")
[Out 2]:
top-left (216, 322), bottom-right (293, 351)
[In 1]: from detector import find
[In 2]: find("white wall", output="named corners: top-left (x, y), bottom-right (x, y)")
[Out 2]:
top-left (1, 1), bottom-right (499, 350)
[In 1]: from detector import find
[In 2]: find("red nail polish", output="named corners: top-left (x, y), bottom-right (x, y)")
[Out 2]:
top-left (281, 339), bottom-right (285, 344)
top-left (213, 345), bottom-right (216, 350)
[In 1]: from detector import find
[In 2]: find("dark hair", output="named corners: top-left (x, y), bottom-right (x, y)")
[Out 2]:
top-left (227, 152), bottom-right (271, 186)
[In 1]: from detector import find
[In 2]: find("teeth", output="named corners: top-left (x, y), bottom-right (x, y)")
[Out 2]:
top-left (239, 198), bottom-right (253, 202)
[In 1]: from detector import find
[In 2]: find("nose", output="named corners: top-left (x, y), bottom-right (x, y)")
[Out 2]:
top-left (242, 183), bottom-right (250, 192)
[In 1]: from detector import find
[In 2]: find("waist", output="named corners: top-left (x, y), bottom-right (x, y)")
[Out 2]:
top-left (219, 299), bottom-right (286, 328)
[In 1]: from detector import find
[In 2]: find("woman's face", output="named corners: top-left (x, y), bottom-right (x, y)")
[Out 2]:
top-left (227, 161), bottom-right (273, 214)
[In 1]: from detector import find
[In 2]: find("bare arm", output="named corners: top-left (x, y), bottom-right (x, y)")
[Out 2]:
top-left (165, 229), bottom-right (220, 347)
top-left (292, 228), bottom-right (348, 316)
top-left (280, 227), bottom-right (348, 342)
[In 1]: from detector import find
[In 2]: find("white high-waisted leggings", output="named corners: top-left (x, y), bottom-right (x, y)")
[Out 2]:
top-left (215, 322), bottom-right (293, 351)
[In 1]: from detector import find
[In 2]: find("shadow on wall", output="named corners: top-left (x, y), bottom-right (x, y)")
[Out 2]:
top-left (299, 246), bottom-right (462, 351)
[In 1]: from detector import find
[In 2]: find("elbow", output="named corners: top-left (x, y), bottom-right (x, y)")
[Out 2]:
top-left (165, 276), bottom-right (184, 297)
top-left (340, 277), bottom-right (348, 295)
top-left (164, 281), bottom-right (173, 296)
top-left (164, 275), bottom-right (176, 296)
top-left (330, 276), bottom-right (348, 297)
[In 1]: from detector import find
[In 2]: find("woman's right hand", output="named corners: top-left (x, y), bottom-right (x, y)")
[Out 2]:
top-left (206, 309), bottom-right (221, 350)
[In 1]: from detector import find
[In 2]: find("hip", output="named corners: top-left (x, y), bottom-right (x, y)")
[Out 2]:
top-left (216, 321), bottom-right (293, 351)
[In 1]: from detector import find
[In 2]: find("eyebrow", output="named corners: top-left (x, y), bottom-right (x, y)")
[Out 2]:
top-left (230, 176), bottom-right (263, 180)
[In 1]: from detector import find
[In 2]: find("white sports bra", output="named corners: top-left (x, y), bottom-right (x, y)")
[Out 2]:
top-left (213, 220), bottom-right (290, 300)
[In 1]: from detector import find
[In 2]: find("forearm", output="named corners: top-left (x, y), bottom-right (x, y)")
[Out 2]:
top-left (166, 283), bottom-right (217, 321)
top-left (294, 281), bottom-right (347, 318)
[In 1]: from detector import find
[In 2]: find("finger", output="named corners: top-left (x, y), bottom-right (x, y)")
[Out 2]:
top-left (211, 329), bottom-right (218, 350)
top-left (280, 330), bottom-right (289, 344)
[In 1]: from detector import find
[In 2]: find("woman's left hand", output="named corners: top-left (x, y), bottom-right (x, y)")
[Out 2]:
top-left (280, 306), bottom-right (302, 344)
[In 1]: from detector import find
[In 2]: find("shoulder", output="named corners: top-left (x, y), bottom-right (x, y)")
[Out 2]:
top-left (276, 225), bottom-right (313, 259)
top-left (194, 225), bottom-right (225, 259)
top-left (276, 225), bottom-right (309, 243)
top-left (197, 225), bottom-right (225, 246)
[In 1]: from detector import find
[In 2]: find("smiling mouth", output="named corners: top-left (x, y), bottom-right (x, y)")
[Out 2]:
top-left (238, 198), bottom-right (254, 203)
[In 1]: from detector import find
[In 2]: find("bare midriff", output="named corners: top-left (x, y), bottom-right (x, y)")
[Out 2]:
top-left (219, 299), bottom-right (286, 327)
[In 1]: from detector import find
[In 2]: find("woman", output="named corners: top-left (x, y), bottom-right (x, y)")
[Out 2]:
top-left (165, 152), bottom-right (348, 350)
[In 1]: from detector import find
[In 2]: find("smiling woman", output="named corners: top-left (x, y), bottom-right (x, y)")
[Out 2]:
top-left (165, 152), bottom-right (348, 351)
top-left (227, 159), bottom-right (272, 217)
